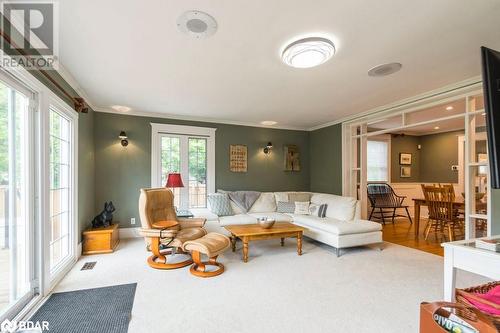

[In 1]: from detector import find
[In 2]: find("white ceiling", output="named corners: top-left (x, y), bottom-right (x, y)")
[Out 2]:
top-left (59, 0), bottom-right (500, 130)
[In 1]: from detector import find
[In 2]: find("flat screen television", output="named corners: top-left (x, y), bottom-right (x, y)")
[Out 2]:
top-left (482, 46), bottom-right (500, 188)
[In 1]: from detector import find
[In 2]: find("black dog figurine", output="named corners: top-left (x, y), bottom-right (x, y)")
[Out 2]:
top-left (91, 202), bottom-right (116, 228)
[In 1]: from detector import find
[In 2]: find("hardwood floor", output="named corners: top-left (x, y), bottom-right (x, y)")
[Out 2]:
top-left (382, 218), bottom-right (449, 256)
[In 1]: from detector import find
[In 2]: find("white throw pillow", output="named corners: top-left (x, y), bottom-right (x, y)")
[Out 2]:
top-left (294, 201), bottom-right (310, 215)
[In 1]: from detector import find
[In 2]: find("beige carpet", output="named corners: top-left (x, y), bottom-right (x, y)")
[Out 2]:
top-left (55, 238), bottom-right (490, 333)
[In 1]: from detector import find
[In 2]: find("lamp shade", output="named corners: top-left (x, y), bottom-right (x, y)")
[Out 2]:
top-left (166, 173), bottom-right (184, 188)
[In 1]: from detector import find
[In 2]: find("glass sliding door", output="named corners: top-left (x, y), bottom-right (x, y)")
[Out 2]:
top-left (48, 108), bottom-right (74, 274)
top-left (0, 78), bottom-right (34, 319)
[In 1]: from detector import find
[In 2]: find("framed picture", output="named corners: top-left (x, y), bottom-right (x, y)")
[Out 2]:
top-left (399, 153), bottom-right (412, 165)
top-left (400, 166), bottom-right (411, 178)
top-left (229, 145), bottom-right (247, 172)
top-left (284, 144), bottom-right (300, 171)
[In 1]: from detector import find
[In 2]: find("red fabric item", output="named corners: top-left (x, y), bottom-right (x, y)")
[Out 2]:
top-left (467, 285), bottom-right (500, 315)
top-left (165, 173), bottom-right (184, 188)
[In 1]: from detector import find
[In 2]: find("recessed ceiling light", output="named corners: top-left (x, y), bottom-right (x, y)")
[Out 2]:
top-left (446, 106), bottom-right (454, 111)
top-left (282, 37), bottom-right (335, 68)
top-left (368, 63), bottom-right (402, 77)
top-left (177, 11), bottom-right (217, 39)
top-left (261, 120), bottom-right (277, 126)
top-left (111, 105), bottom-right (131, 112)
top-left (434, 126), bottom-right (440, 130)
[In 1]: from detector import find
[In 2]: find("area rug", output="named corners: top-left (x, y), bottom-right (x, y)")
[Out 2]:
top-left (30, 283), bottom-right (136, 333)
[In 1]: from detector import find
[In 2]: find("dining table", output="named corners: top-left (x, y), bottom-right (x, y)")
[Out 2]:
top-left (412, 197), bottom-right (487, 238)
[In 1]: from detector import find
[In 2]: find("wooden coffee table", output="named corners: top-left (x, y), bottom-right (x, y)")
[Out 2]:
top-left (224, 222), bottom-right (307, 263)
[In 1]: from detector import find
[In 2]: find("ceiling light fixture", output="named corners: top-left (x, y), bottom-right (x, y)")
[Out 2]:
top-left (111, 105), bottom-right (131, 112)
top-left (261, 120), bottom-right (277, 126)
top-left (434, 126), bottom-right (440, 130)
top-left (282, 37), bottom-right (335, 68)
top-left (368, 63), bottom-right (402, 77)
top-left (446, 106), bottom-right (454, 111)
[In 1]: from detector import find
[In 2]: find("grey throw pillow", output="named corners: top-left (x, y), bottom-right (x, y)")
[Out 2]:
top-left (277, 201), bottom-right (295, 214)
top-left (207, 193), bottom-right (233, 216)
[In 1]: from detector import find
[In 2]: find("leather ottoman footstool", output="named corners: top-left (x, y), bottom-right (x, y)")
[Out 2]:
top-left (182, 232), bottom-right (231, 278)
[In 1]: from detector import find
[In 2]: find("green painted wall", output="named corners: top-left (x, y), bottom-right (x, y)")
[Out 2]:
top-left (390, 135), bottom-right (421, 183)
top-left (77, 110), bottom-right (95, 240)
top-left (419, 131), bottom-right (463, 183)
top-left (94, 112), bottom-right (310, 228)
top-left (309, 124), bottom-right (343, 194)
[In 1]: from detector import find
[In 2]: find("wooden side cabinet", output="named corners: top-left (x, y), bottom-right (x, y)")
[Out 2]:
top-left (82, 223), bottom-right (120, 255)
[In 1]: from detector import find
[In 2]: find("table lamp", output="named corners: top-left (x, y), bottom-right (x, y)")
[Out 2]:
top-left (166, 173), bottom-right (184, 210)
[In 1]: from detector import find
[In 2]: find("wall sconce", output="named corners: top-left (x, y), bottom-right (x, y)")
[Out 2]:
top-left (119, 131), bottom-right (129, 147)
top-left (263, 142), bottom-right (273, 154)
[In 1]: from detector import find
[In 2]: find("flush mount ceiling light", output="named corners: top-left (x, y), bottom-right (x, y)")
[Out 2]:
top-left (282, 37), bottom-right (335, 68)
top-left (368, 62), bottom-right (402, 77)
top-left (434, 126), bottom-right (440, 130)
top-left (446, 106), bottom-right (454, 111)
top-left (177, 10), bottom-right (217, 39)
top-left (261, 120), bottom-right (277, 126)
top-left (111, 105), bottom-right (131, 112)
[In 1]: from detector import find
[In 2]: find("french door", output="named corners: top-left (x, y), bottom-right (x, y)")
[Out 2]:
top-left (0, 74), bottom-right (36, 320)
top-left (151, 123), bottom-right (216, 210)
top-left (159, 134), bottom-right (208, 209)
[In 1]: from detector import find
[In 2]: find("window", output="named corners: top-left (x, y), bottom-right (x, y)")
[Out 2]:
top-left (152, 124), bottom-right (215, 210)
top-left (367, 140), bottom-right (389, 182)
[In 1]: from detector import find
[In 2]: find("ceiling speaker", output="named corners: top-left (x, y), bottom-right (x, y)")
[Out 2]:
top-left (368, 63), bottom-right (402, 77)
top-left (177, 10), bottom-right (217, 39)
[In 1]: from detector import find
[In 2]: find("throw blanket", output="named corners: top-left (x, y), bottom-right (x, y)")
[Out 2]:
top-left (228, 191), bottom-right (261, 212)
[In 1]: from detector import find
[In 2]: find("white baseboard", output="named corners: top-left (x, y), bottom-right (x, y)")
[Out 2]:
top-left (119, 227), bottom-right (141, 239)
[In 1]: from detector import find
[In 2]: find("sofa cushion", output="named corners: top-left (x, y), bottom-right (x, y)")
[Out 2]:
top-left (274, 192), bottom-right (289, 203)
top-left (309, 203), bottom-right (328, 217)
top-left (291, 214), bottom-right (382, 235)
top-left (247, 212), bottom-right (293, 223)
top-left (310, 193), bottom-right (357, 221)
top-left (190, 208), bottom-right (219, 221)
top-left (207, 193), bottom-right (233, 216)
top-left (289, 192), bottom-right (311, 203)
top-left (248, 192), bottom-right (277, 213)
top-left (219, 214), bottom-right (258, 226)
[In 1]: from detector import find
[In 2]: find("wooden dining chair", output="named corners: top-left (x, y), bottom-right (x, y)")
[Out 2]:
top-left (421, 184), bottom-right (462, 241)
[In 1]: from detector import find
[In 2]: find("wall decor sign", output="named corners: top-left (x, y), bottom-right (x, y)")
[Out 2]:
top-left (229, 144), bottom-right (247, 172)
top-left (399, 153), bottom-right (412, 165)
top-left (284, 144), bottom-right (300, 171)
top-left (400, 166), bottom-right (411, 178)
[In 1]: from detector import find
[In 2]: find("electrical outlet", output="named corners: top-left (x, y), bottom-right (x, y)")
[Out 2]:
top-left (130, 218), bottom-right (136, 225)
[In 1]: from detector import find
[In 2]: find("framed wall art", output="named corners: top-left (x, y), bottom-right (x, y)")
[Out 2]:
top-left (284, 145), bottom-right (300, 172)
top-left (399, 153), bottom-right (412, 165)
top-left (229, 144), bottom-right (247, 172)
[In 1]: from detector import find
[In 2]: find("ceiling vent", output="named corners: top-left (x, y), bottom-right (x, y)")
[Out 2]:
top-left (177, 10), bottom-right (217, 39)
top-left (368, 63), bottom-right (402, 77)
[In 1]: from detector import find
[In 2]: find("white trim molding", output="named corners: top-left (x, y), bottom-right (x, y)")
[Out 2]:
top-left (150, 123), bottom-right (216, 209)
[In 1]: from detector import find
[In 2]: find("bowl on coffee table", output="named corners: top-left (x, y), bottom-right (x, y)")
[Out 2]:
top-left (258, 217), bottom-right (275, 229)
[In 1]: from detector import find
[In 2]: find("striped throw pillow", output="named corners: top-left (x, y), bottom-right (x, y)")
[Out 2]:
top-left (309, 203), bottom-right (328, 218)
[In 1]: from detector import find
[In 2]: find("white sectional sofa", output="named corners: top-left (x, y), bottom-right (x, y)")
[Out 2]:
top-left (193, 191), bottom-right (383, 256)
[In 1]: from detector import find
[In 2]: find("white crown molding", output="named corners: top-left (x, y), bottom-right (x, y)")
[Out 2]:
top-left (93, 106), bottom-right (310, 131)
top-left (307, 76), bottom-right (483, 131)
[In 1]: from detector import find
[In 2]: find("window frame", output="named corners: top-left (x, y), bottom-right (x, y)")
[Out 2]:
top-left (151, 123), bottom-right (216, 209)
